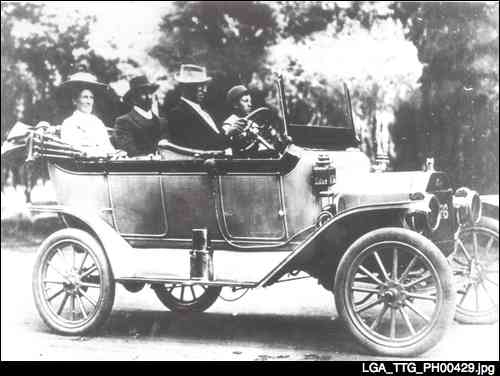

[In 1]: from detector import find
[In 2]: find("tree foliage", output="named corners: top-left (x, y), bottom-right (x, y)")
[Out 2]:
top-left (152, 1), bottom-right (417, 150)
top-left (151, 1), bottom-right (277, 82)
top-left (1, 2), bottom-right (124, 192)
top-left (150, 1), bottom-right (279, 122)
top-left (274, 1), bottom-right (394, 40)
top-left (1, 2), bottom-right (121, 130)
top-left (266, 13), bottom-right (422, 160)
top-left (152, 1), bottom-right (498, 193)
top-left (391, 2), bottom-right (499, 192)
top-left (2, 1), bottom-right (498, 195)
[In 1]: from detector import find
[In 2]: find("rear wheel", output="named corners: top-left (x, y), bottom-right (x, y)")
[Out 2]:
top-left (334, 228), bottom-right (455, 357)
top-left (450, 217), bottom-right (498, 324)
top-left (32, 228), bottom-right (115, 335)
top-left (152, 283), bottom-right (221, 313)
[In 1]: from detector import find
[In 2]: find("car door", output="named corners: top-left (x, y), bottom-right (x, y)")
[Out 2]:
top-left (108, 172), bottom-right (167, 237)
top-left (218, 173), bottom-right (286, 240)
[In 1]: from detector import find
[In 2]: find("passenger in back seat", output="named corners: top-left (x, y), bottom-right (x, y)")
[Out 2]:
top-left (59, 72), bottom-right (119, 158)
top-left (113, 75), bottom-right (170, 157)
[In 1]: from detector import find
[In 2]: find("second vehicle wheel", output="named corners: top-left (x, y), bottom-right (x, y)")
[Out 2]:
top-left (334, 227), bottom-right (456, 357)
top-left (450, 217), bottom-right (498, 324)
top-left (32, 228), bottom-right (115, 335)
top-left (152, 283), bottom-right (221, 313)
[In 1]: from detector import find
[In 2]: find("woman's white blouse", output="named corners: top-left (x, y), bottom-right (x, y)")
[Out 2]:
top-left (60, 111), bottom-right (115, 155)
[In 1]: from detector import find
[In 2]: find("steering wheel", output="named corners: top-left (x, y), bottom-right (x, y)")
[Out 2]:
top-left (244, 107), bottom-right (272, 122)
top-left (239, 107), bottom-right (280, 151)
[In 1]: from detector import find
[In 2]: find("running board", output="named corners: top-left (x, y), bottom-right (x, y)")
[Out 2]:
top-left (117, 276), bottom-right (257, 288)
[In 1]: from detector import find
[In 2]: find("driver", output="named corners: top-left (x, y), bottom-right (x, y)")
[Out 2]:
top-left (222, 85), bottom-right (252, 136)
top-left (223, 85), bottom-right (281, 157)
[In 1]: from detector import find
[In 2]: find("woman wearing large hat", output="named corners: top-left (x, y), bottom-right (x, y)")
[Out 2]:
top-left (59, 72), bottom-right (117, 157)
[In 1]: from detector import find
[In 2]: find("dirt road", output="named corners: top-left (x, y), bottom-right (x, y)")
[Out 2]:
top-left (1, 243), bottom-right (498, 361)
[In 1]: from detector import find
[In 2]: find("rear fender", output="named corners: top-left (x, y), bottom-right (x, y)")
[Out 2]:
top-left (30, 205), bottom-right (134, 279)
top-left (259, 202), bottom-right (412, 288)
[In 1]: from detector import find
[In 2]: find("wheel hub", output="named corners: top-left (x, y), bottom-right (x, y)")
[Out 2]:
top-left (383, 289), bottom-right (397, 301)
top-left (469, 259), bottom-right (484, 284)
top-left (380, 283), bottom-right (406, 308)
top-left (64, 269), bottom-right (81, 292)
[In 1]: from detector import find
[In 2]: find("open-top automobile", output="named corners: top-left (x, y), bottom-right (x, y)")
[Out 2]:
top-left (2, 77), bottom-right (497, 357)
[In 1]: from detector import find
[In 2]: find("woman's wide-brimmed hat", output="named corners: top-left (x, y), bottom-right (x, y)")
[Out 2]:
top-left (58, 72), bottom-right (108, 97)
top-left (174, 64), bottom-right (212, 84)
top-left (122, 75), bottom-right (159, 104)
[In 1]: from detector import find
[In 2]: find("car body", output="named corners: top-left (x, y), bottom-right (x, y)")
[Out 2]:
top-left (3, 78), bottom-right (497, 357)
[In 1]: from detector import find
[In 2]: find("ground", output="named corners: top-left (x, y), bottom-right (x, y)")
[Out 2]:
top-left (1, 241), bottom-right (498, 361)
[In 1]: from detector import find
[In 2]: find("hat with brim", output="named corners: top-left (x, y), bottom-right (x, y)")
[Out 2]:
top-left (122, 75), bottom-right (159, 104)
top-left (174, 64), bottom-right (212, 84)
top-left (58, 72), bottom-right (108, 97)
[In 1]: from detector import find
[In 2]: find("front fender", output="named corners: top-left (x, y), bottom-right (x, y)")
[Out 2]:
top-left (481, 194), bottom-right (499, 220)
top-left (29, 205), bottom-right (134, 279)
top-left (259, 202), bottom-right (413, 288)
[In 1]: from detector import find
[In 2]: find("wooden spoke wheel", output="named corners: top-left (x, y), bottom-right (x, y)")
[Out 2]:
top-left (152, 283), bottom-right (221, 313)
top-left (334, 228), bottom-right (455, 357)
top-left (450, 217), bottom-right (499, 324)
top-left (32, 229), bottom-right (115, 335)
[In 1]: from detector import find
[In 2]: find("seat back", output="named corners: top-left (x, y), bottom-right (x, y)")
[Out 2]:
top-left (157, 139), bottom-right (226, 160)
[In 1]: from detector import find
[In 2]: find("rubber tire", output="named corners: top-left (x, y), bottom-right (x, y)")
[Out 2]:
top-left (453, 217), bottom-right (499, 324)
top-left (152, 284), bottom-right (221, 313)
top-left (334, 227), bottom-right (456, 357)
top-left (32, 228), bottom-right (115, 335)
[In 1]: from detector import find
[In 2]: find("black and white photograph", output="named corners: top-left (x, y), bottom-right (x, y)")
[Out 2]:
top-left (1, 1), bottom-right (498, 362)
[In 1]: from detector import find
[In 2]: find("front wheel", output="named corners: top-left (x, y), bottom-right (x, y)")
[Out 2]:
top-left (450, 217), bottom-right (498, 324)
top-left (152, 283), bottom-right (221, 313)
top-left (32, 228), bottom-right (115, 335)
top-left (334, 228), bottom-right (455, 357)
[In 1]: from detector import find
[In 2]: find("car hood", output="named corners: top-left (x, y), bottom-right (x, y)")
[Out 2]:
top-left (333, 171), bottom-right (444, 210)
top-left (298, 147), bottom-right (449, 209)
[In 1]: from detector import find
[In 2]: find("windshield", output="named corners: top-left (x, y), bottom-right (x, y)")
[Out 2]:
top-left (265, 78), bottom-right (358, 150)
top-left (266, 79), bottom-right (355, 130)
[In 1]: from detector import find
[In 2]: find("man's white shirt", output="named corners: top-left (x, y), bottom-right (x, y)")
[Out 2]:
top-left (133, 105), bottom-right (153, 120)
top-left (181, 97), bottom-right (219, 134)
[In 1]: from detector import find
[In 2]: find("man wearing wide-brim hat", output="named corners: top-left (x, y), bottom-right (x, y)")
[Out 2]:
top-left (168, 64), bottom-right (226, 150)
top-left (113, 75), bottom-right (169, 157)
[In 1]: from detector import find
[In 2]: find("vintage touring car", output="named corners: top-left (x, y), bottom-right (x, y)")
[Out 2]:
top-left (2, 78), bottom-right (498, 357)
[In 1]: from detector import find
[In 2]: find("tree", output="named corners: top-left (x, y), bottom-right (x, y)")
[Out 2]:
top-left (1, 2), bottom-right (122, 129)
top-left (266, 2), bottom-right (422, 162)
top-left (1, 2), bottom-right (124, 194)
top-left (150, 1), bottom-right (278, 121)
top-left (151, 1), bottom-right (277, 80)
top-left (391, 2), bottom-right (499, 193)
top-left (150, 1), bottom-right (422, 160)
top-left (1, 2), bottom-right (36, 140)
top-left (273, 1), bottom-right (395, 40)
